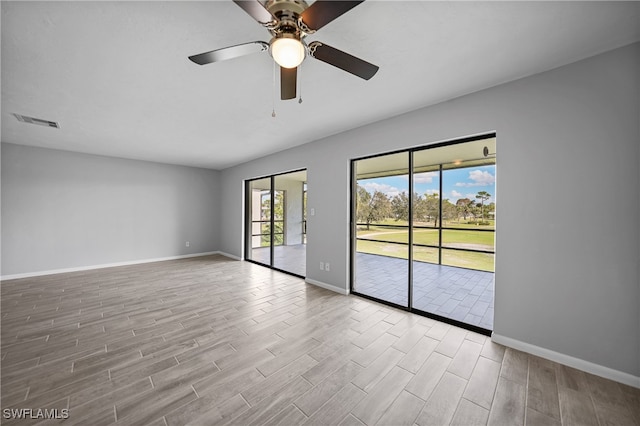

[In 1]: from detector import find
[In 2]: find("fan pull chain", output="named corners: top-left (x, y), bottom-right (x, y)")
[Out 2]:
top-left (271, 61), bottom-right (277, 117)
top-left (298, 61), bottom-right (303, 104)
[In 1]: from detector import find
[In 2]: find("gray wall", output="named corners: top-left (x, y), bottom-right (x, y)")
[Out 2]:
top-left (219, 43), bottom-right (640, 378)
top-left (1, 42), bottom-right (637, 381)
top-left (1, 143), bottom-right (221, 276)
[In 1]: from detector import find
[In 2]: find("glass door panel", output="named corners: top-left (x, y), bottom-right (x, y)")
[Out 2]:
top-left (246, 177), bottom-right (272, 266)
top-left (273, 171), bottom-right (307, 276)
top-left (412, 157), bottom-right (441, 267)
top-left (411, 151), bottom-right (441, 314)
top-left (353, 152), bottom-right (409, 308)
top-left (441, 164), bottom-right (495, 274)
top-left (411, 139), bottom-right (496, 331)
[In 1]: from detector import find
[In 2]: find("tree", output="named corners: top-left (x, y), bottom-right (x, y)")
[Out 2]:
top-left (356, 186), bottom-right (391, 230)
top-left (456, 198), bottom-right (474, 220)
top-left (442, 199), bottom-right (457, 225)
top-left (356, 186), bottom-right (371, 227)
top-left (475, 191), bottom-right (491, 221)
top-left (413, 192), bottom-right (427, 222)
top-left (487, 202), bottom-right (496, 216)
top-left (391, 192), bottom-right (409, 222)
top-left (368, 191), bottom-right (391, 227)
top-left (261, 190), bottom-right (285, 245)
top-left (261, 190), bottom-right (284, 220)
top-left (423, 193), bottom-right (440, 227)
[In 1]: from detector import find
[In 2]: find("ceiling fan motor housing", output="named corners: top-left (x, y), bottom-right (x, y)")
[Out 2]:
top-left (265, 0), bottom-right (309, 68)
top-left (265, 0), bottom-right (309, 17)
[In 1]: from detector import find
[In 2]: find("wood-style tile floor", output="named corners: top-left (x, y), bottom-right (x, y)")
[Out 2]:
top-left (1, 255), bottom-right (638, 425)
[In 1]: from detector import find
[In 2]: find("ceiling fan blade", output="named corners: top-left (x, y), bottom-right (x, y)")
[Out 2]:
top-left (300, 1), bottom-right (364, 31)
top-left (233, 0), bottom-right (275, 25)
top-left (280, 67), bottom-right (297, 100)
top-left (188, 41), bottom-right (269, 65)
top-left (308, 41), bottom-right (378, 80)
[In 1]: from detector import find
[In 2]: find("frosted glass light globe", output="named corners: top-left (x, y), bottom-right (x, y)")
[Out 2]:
top-left (271, 38), bottom-right (305, 68)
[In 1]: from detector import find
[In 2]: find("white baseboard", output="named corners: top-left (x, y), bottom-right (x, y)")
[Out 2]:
top-left (305, 278), bottom-right (349, 295)
top-left (217, 251), bottom-right (242, 261)
top-left (492, 333), bottom-right (640, 389)
top-left (0, 251), bottom-right (224, 281)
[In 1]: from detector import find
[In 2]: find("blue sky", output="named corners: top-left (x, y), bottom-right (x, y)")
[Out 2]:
top-left (359, 165), bottom-right (496, 203)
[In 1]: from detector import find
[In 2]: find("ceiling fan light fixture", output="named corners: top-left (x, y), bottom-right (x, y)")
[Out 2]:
top-left (270, 35), bottom-right (305, 68)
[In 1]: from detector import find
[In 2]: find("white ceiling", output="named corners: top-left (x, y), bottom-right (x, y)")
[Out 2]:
top-left (2, 1), bottom-right (639, 170)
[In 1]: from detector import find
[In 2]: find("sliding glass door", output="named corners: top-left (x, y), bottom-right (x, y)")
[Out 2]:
top-left (273, 171), bottom-right (306, 276)
top-left (352, 135), bottom-right (496, 333)
top-left (353, 152), bottom-right (409, 307)
top-left (245, 169), bottom-right (307, 277)
top-left (246, 177), bottom-right (272, 265)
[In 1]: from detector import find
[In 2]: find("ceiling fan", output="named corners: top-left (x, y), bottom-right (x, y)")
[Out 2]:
top-left (188, 0), bottom-right (379, 100)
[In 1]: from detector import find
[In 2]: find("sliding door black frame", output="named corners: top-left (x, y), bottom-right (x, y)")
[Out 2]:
top-left (244, 168), bottom-right (307, 279)
top-left (349, 133), bottom-right (496, 336)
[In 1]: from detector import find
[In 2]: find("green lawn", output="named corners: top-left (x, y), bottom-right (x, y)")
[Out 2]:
top-left (441, 249), bottom-right (495, 272)
top-left (358, 228), bottom-right (494, 251)
top-left (356, 240), bottom-right (495, 272)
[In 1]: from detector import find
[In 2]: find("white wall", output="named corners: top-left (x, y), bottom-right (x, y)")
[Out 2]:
top-left (1, 143), bottom-right (221, 276)
top-left (219, 43), bottom-right (640, 381)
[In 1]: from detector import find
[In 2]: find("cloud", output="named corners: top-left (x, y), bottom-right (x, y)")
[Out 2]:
top-left (455, 170), bottom-right (495, 187)
top-left (361, 182), bottom-right (403, 197)
top-left (413, 172), bottom-right (438, 184)
top-left (451, 190), bottom-right (462, 197)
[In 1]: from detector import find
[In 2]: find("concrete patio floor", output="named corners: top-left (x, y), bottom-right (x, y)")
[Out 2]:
top-left (355, 253), bottom-right (494, 330)
top-left (250, 245), bottom-right (306, 277)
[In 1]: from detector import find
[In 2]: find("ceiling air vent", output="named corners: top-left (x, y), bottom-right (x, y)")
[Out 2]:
top-left (13, 113), bottom-right (60, 129)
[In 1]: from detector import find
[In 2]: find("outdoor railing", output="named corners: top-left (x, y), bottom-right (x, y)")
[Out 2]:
top-left (251, 220), bottom-right (284, 248)
top-left (357, 223), bottom-right (495, 254)
top-left (356, 222), bottom-right (495, 272)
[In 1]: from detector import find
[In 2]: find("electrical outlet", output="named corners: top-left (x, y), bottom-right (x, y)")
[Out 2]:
top-left (319, 262), bottom-right (324, 271)
top-left (185, 241), bottom-right (190, 247)
top-left (325, 262), bottom-right (330, 271)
